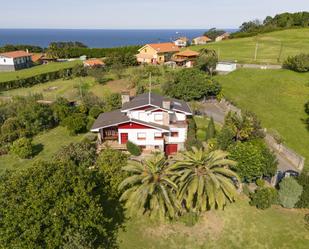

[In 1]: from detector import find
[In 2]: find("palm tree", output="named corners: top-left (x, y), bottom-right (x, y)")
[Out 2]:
top-left (171, 146), bottom-right (240, 213)
top-left (119, 154), bottom-right (179, 220)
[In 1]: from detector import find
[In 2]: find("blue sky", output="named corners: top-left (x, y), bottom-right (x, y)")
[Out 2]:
top-left (1, 0), bottom-right (309, 29)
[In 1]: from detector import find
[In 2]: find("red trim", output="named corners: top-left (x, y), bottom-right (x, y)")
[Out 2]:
top-left (130, 105), bottom-right (153, 111)
top-left (118, 122), bottom-right (155, 129)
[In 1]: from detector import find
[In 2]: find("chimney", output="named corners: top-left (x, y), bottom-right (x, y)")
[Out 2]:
top-left (162, 98), bottom-right (171, 110)
top-left (121, 91), bottom-right (130, 105)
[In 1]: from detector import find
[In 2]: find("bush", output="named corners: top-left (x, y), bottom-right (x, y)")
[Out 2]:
top-left (89, 106), bottom-right (102, 118)
top-left (278, 177), bottom-right (303, 208)
top-left (185, 118), bottom-right (202, 150)
top-left (283, 54), bottom-right (309, 72)
top-left (256, 179), bottom-right (265, 188)
top-left (126, 141), bottom-right (141, 156)
top-left (296, 173), bottom-right (309, 208)
top-left (250, 187), bottom-right (278, 209)
top-left (10, 137), bottom-right (34, 159)
top-left (63, 113), bottom-right (88, 135)
top-left (217, 127), bottom-right (235, 150)
top-left (205, 117), bottom-right (216, 140)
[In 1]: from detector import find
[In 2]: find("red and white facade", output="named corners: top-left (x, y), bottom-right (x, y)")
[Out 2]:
top-left (91, 93), bottom-right (192, 155)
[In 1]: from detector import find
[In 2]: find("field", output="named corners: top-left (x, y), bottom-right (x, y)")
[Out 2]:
top-left (215, 68), bottom-right (309, 169)
top-left (0, 126), bottom-right (87, 174)
top-left (0, 60), bottom-right (82, 83)
top-left (189, 28), bottom-right (309, 64)
top-left (118, 198), bottom-right (309, 249)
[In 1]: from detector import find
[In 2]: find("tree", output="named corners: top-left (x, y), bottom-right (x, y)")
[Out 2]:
top-left (10, 137), bottom-right (34, 159)
top-left (119, 154), bottom-right (179, 220)
top-left (216, 127), bottom-right (235, 150)
top-left (196, 49), bottom-right (218, 76)
top-left (89, 105), bottom-right (102, 118)
top-left (171, 146), bottom-right (240, 212)
top-left (204, 28), bottom-right (226, 40)
top-left (206, 117), bottom-right (216, 140)
top-left (63, 113), bottom-right (88, 135)
top-left (51, 97), bottom-right (74, 123)
top-left (0, 160), bottom-right (123, 248)
top-left (126, 141), bottom-right (141, 156)
top-left (296, 173), bottom-right (309, 208)
top-left (278, 177), bottom-right (303, 208)
top-left (96, 148), bottom-right (129, 197)
top-left (162, 68), bottom-right (222, 101)
top-left (228, 140), bottom-right (277, 182)
top-left (104, 93), bottom-right (122, 112)
top-left (250, 187), bottom-right (278, 209)
top-left (283, 54), bottom-right (309, 72)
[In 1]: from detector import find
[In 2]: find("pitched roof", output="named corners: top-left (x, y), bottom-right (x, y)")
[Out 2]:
top-left (175, 37), bottom-right (189, 42)
top-left (193, 36), bottom-right (211, 42)
top-left (147, 43), bottom-right (180, 53)
top-left (175, 49), bottom-right (199, 57)
top-left (83, 58), bottom-right (105, 66)
top-left (0, 50), bottom-right (32, 59)
top-left (122, 92), bottom-right (192, 114)
top-left (31, 53), bottom-right (44, 62)
top-left (91, 109), bottom-right (170, 131)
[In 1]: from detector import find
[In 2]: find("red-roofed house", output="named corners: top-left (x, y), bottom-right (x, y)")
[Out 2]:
top-left (192, 36), bottom-right (212, 45)
top-left (136, 43), bottom-right (180, 64)
top-left (0, 50), bottom-right (33, 72)
top-left (83, 58), bottom-right (105, 67)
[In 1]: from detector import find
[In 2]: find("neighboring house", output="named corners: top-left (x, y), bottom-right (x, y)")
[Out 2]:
top-left (31, 53), bottom-right (44, 65)
top-left (173, 49), bottom-right (199, 68)
top-left (192, 36), bottom-right (212, 45)
top-left (91, 92), bottom-right (192, 155)
top-left (216, 61), bottom-right (237, 74)
top-left (0, 50), bottom-right (32, 72)
top-left (215, 32), bottom-right (230, 42)
top-left (174, 37), bottom-right (189, 47)
top-left (83, 58), bottom-right (105, 67)
top-left (136, 43), bottom-right (180, 64)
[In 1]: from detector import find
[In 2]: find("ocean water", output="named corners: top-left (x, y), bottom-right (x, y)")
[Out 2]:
top-left (0, 29), bottom-right (237, 48)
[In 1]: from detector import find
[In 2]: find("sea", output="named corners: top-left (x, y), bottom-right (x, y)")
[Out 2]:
top-left (0, 29), bottom-right (237, 48)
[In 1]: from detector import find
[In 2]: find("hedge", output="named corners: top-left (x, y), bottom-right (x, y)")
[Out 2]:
top-left (0, 65), bottom-right (86, 91)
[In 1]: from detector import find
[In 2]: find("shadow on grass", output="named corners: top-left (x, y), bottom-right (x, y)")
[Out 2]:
top-left (33, 143), bottom-right (44, 157)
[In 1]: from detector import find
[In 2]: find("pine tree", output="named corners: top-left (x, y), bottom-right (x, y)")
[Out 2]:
top-left (206, 117), bottom-right (216, 140)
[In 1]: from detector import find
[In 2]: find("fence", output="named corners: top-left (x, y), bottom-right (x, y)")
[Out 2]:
top-left (217, 98), bottom-right (305, 171)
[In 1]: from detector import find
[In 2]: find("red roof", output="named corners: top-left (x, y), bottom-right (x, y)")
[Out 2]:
top-left (0, 50), bottom-right (32, 59)
top-left (83, 58), bottom-right (105, 67)
top-left (148, 43), bottom-right (180, 53)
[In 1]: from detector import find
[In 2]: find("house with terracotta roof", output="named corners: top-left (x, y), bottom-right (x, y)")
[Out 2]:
top-left (83, 58), bottom-right (105, 67)
top-left (174, 37), bottom-right (189, 48)
top-left (192, 36), bottom-right (212, 45)
top-left (0, 50), bottom-right (33, 72)
top-left (172, 49), bottom-right (199, 68)
top-left (91, 92), bottom-right (192, 155)
top-left (31, 53), bottom-right (45, 65)
top-left (136, 43), bottom-right (180, 64)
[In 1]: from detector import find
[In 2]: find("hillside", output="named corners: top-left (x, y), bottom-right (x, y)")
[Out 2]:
top-left (190, 28), bottom-right (309, 64)
top-left (215, 68), bottom-right (309, 169)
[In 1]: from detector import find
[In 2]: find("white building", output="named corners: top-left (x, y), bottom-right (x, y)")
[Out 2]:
top-left (216, 61), bottom-right (237, 74)
top-left (91, 92), bottom-right (192, 155)
top-left (0, 51), bottom-right (32, 72)
top-left (174, 37), bottom-right (189, 47)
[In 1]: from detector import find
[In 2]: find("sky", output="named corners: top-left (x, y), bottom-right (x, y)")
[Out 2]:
top-left (1, 0), bottom-right (309, 29)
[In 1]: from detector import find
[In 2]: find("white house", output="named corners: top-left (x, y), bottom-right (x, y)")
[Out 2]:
top-left (192, 36), bottom-right (211, 45)
top-left (216, 61), bottom-right (237, 74)
top-left (174, 37), bottom-right (189, 47)
top-left (91, 92), bottom-right (192, 155)
top-left (0, 50), bottom-right (32, 72)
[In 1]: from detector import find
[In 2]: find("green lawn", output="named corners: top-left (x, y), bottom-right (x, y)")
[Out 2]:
top-left (0, 126), bottom-right (87, 174)
top-left (118, 198), bottom-right (309, 249)
top-left (189, 28), bottom-right (309, 64)
top-left (215, 68), bottom-right (309, 169)
top-left (0, 60), bottom-right (82, 83)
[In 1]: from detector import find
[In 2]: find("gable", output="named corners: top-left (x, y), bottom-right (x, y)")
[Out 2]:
top-left (138, 44), bottom-right (157, 55)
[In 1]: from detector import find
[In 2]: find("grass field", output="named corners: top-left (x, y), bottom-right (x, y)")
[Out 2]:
top-left (118, 198), bottom-right (309, 249)
top-left (215, 68), bottom-right (309, 169)
top-left (0, 60), bottom-right (82, 83)
top-left (0, 126), bottom-right (87, 174)
top-left (189, 28), bottom-right (309, 64)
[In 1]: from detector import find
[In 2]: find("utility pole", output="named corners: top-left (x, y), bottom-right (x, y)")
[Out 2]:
top-left (148, 73), bottom-right (152, 104)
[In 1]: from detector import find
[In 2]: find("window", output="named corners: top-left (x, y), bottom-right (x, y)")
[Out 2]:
top-left (154, 113), bottom-right (163, 121)
top-left (171, 132), bottom-right (179, 137)
top-left (137, 133), bottom-right (146, 140)
top-left (155, 146), bottom-right (160, 149)
top-left (144, 49), bottom-right (147, 53)
top-left (154, 132), bottom-right (163, 140)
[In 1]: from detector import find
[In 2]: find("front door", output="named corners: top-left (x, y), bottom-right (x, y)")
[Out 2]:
top-left (165, 144), bottom-right (178, 155)
top-left (120, 133), bottom-right (128, 144)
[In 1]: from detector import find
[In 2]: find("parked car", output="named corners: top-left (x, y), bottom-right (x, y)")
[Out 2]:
top-left (283, 170), bottom-right (299, 178)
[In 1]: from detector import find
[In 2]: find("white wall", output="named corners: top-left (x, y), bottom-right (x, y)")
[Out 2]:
top-left (216, 63), bottom-right (237, 72)
top-left (0, 57), bottom-right (14, 66)
top-left (166, 127), bottom-right (187, 143)
top-left (119, 128), bottom-right (165, 146)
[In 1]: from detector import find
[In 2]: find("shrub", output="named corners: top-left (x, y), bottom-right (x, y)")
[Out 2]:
top-left (10, 137), bottom-right (34, 159)
top-left (63, 113), bottom-right (88, 135)
top-left (185, 118), bottom-right (202, 150)
top-left (278, 177), bottom-right (303, 208)
top-left (126, 141), bottom-right (141, 156)
top-left (89, 106), bottom-right (102, 118)
top-left (205, 117), bottom-right (216, 140)
top-left (217, 127), bottom-right (235, 150)
top-left (256, 179), bottom-right (265, 188)
top-left (296, 173), bottom-right (309, 208)
top-left (250, 187), bottom-right (278, 209)
top-left (283, 54), bottom-right (309, 72)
